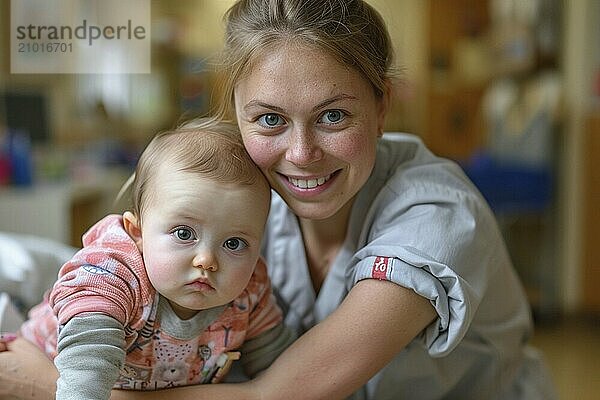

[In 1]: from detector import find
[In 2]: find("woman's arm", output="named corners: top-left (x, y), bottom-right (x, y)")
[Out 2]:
top-left (2, 280), bottom-right (435, 400)
top-left (243, 279), bottom-right (436, 399)
top-left (0, 337), bottom-right (58, 400)
top-left (115, 279), bottom-right (436, 400)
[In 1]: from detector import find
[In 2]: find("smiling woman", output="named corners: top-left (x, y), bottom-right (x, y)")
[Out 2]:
top-left (1, 1), bottom-right (558, 399)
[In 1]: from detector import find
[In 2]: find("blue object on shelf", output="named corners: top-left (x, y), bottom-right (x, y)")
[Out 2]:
top-left (462, 151), bottom-right (553, 215)
top-left (6, 129), bottom-right (33, 186)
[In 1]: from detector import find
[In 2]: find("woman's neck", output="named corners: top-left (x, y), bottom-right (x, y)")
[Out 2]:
top-left (299, 199), bottom-right (354, 293)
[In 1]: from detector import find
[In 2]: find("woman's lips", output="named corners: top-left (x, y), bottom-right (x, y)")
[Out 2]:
top-left (279, 170), bottom-right (339, 195)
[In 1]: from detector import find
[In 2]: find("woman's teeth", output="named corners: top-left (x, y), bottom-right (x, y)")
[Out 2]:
top-left (288, 174), bottom-right (332, 189)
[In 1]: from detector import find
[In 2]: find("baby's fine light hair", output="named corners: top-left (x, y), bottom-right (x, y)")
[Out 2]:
top-left (128, 118), bottom-right (267, 221)
top-left (216, 0), bottom-right (394, 119)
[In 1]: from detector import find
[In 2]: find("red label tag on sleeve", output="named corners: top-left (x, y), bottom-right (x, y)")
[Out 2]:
top-left (371, 257), bottom-right (390, 280)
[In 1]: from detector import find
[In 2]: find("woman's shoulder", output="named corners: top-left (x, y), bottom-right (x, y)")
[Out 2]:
top-left (374, 134), bottom-right (481, 202)
top-left (377, 133), bottom-right (458, 177)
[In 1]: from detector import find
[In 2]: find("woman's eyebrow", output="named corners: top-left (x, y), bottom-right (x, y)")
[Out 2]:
top-left (243, 94), bottom-right (358, 114)
top-left (311, 94), bottom-right (357, 113)
top-left (243, 100), bottom-right (286, 114)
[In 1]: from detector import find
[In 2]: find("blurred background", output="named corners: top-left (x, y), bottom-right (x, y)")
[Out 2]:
top-left (0, 1), bottom-right (599, 398)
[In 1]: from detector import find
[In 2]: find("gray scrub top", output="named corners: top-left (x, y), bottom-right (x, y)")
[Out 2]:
top-left (260, 133), bottom-right (557, 400)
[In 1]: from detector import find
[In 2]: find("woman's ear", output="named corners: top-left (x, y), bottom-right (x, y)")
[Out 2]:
top-left (376, 79), bottom-right (392, 137)
top-left (123, 211), bottom-right (143, 252)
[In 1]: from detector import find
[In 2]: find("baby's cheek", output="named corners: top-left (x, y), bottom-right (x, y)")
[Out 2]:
top-left (147, 267), bottom-right (171, 282)
top-left (224, 267), bottom-right (255, 300)
top-left (144, 254), bottom-right (177, 289)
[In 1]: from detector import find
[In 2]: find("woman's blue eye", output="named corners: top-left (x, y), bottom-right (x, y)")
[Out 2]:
top-left (258, 114), bottom-right (285, 127)
top-left (174, 227), bottom-right (195, 241)
top-left (320, 110), bottom-right (345, 124)
top-left (223, 238), bottom-right (247, 251)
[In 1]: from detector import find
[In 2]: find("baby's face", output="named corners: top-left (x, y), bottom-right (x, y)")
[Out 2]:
top-left (137, 167), bottom-right (270, 319)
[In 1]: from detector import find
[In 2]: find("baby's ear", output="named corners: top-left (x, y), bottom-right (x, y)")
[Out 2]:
top-left (123, 211), bottom-right (143, 251)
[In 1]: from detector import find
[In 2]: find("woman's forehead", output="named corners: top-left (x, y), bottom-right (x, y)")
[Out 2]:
top-left (239, 44), bottom-right (367, 92)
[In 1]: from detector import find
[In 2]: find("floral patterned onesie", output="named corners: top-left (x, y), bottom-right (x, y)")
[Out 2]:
top-left (20, 215), bottom-right (292, 397)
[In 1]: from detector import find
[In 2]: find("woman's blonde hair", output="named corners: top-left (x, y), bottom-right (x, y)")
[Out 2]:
top-left (216, 0), bottom-right (394, 119)
top-left (121, 118), bottom-right (268, 222)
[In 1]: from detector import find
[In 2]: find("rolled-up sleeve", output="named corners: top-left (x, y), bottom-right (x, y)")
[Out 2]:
top-left (346, 174), bottom-right (501, 357)
top-left (350, 247), bottom-right (475, 357)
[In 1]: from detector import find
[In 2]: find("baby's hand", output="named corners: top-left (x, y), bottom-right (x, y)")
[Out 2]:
top-left (0, 333), bottom-right (17, 352)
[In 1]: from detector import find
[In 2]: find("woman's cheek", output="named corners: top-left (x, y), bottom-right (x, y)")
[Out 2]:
top-left (329, 130), bottom-right (374, 160)
top-left (242, 136), bottom-right (279, 169)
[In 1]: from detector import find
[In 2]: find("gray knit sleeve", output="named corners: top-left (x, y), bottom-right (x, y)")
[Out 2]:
top-left (54, 314), bottom-right (126, 400)
top-left (240, 323), bottom-right (297, 377)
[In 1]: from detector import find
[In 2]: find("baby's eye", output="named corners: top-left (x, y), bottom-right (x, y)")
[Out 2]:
top-left (319, 110), bottom-right (346, 124)
top-left (223, 238), bottom-right (248, 251)
top-left (173, 227), bottom-right (195, 242)
top-left (258, 113), bottom-right (285, 128)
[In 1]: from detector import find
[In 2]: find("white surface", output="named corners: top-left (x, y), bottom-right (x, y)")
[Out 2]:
top-left (0, 231), bottom-right (77, 310)
top-left (0, 292), bottom-right (25, 333)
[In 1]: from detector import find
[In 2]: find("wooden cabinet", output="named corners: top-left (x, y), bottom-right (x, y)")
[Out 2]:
top-left (426, 86), bottom-right (485, 160)
top-left (425, 0), bottom-right (490, 161)
top-left (582, 113), bottom-right (600, 311)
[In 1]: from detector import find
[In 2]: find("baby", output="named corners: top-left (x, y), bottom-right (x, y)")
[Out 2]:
top-left (14, 118), bottom-right (294, 399)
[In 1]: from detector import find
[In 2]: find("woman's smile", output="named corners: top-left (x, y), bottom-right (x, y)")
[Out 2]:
top-left (278, 170), bottom-right (341, 198)
top-left (286, 173), bottom-right (332, 189)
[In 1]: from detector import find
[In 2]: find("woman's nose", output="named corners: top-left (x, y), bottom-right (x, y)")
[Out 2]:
top-left (285, 127), bottom-right (323, 167)
top-left (193, 250), bottom-right (218, 271)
